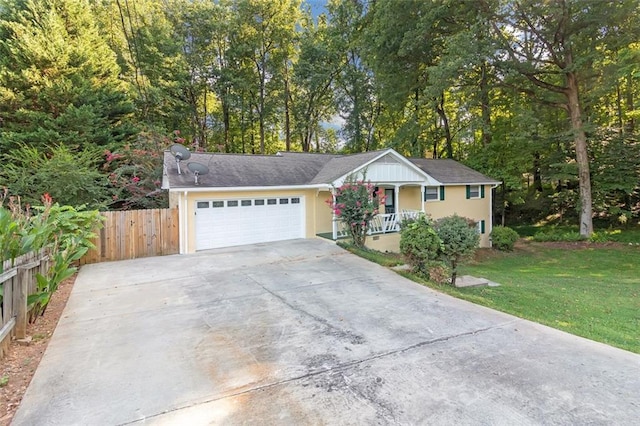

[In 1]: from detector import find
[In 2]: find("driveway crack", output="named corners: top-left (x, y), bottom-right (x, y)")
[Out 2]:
top-left (119, 319), bottom-right (519, 425)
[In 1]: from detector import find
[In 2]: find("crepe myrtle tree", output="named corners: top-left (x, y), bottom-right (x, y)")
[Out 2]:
top-left (328, 176), bottom-right (386, 248)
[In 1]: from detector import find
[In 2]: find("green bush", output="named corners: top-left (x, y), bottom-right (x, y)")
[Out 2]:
top-left (427, 261), bottom-right (451, 285)
top-left (434, 215), bottom-right (480, 287)
top-left (399, 214), bottom-right (443, 274)
top-left (532, 230), bottom-right (585, 242)
top-left (491, 226), bottom-right (519, 251)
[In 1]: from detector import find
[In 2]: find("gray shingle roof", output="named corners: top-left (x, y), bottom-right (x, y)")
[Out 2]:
top-left (409, 158), bottom-right (500, 185)
top-left (163, 149), bottom-right (498, 189)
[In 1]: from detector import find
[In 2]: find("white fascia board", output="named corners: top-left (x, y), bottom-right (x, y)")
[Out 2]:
top-left (167, 184), bottom-right (330, 193)
top-left (440, 182), bottom-right (502, 187)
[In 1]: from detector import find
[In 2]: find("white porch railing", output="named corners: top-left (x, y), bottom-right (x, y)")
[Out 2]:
top-left (336, 209), bottom-right (421, 238)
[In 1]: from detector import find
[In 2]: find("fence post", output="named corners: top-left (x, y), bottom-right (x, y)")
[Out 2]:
top-left (15, 264), bottom-right (29, 339)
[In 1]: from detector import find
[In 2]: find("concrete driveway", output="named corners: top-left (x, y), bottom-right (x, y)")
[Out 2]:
top-left (13, 239), bottom-right (640, 425)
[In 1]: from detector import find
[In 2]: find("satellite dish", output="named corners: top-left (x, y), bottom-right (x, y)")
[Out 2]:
top-left (187, 162), bottom-right (209, 185)
top-left (170, 144), bottom-right (191, 175)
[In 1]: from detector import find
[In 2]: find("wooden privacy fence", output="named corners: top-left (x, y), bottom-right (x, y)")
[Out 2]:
top-left (1, 250), bottom-right (50, 358)
top-left (80, 208), bottom-right (179, 265)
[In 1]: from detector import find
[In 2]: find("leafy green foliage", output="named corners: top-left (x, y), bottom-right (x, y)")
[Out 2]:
top-left (0, 144), bottom-right (109, 209)
top-left (329, 176), bottom-right (385, 248)
top-left (399, 214), bottom-right (443, 274)
top-left (434, 215), bottom-right (480, 286)
top-left (0, 0), bottom-right (135, 153)
top-left (1, 193), bottom-right (103, 321)
top-left (490, 226), bottom-right (519, 251)
top-left (102, 129), bottom-right (170, 210)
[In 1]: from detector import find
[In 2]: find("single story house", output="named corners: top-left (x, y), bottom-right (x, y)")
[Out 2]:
top-left (162, 148), bottom-right (500, 254)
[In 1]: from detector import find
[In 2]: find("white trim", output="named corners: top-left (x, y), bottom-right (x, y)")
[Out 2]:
top-left (168, 184), bottom-right (329, 193)
top-left (331, 149), bottom-right (443, 187)
top-left (488, 185), bottom-right (494, 248)
top-left (178, 191), bottom-right (187, 254)
top-left (441, 182), bottom-right (501, 186)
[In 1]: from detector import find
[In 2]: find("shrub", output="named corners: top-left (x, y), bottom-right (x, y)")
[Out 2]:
top-left (328, 175), bottom-right (385, 248)
top-left (491, 226), bottom-right (519, 251)
top-left (399, 214), bottom-right (443, 274)
top-left (427, 261), bottom-right (451, 285)
top-left (434, 215), bottom-right (480, 287)
top-left (532, 230), bottom-right (585, 242)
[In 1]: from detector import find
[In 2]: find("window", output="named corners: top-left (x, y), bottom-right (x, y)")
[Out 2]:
top-left (212, 201), bottom-right (224, 208)
top-left (267, 198), bottom-right (277, 205)
top-left (227, 200), bottom-right (238, 207)
top-left (466, 185), bottom-right (484, 199)
top-left (476, 220), bottom-right (486, 234)
top-left (424, 187), bottom-right (439, 201)
top-left (241, 200), bottom-right (252, 207)
top-left (291, 197), bottom-right (300, 204)
top-left (196, 201), bottom-right (209, 209)
top-left (254, 199), bottom-right (265, 206)
top-left (279, 198), bottom-right (289, 204)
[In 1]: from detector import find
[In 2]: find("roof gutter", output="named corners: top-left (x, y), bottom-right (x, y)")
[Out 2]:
top-left (167, 184), bottom-right (331, 193)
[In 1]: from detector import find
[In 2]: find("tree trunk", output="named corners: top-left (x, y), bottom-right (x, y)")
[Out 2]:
top-left (566, 71), bottom-right (593, 237)
top-left (625, 74), bottom-right (635, 133)
top-left (436, 92), bottom-right (453, 158)
top-left (284, 61), bottom-right (291, 151)
top-left (480, 62), bottom-right (492, 146)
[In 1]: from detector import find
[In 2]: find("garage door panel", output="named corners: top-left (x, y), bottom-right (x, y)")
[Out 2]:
top-left (195, 196), bottom-right (305, 250)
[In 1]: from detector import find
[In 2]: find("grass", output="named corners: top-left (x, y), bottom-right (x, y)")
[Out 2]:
top-left (338, 241), bottom-right (404, 267)
top-left (343, 241), bottom-right (640, 354)
top-left (511, 224), bottom-right (640, 244)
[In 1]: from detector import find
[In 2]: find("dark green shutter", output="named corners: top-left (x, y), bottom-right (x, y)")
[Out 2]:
top-left (466, 185), bottom-right (470, 199)
top-left (481, 220), bottom-right (486, 234)
top-left (439, 186), bottom-right (445, 200)
top-left (480, 185), bottom-right (485, 198)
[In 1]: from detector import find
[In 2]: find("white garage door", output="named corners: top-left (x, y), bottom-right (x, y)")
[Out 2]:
top-left (194, 196), bottom-right (305, 250)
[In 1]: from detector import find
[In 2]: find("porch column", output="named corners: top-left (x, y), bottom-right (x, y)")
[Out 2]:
top-left (394, 185), bottom-right (400, 214)
top-left (331, 189), bottom-right (338, 240)
top-left (420, 185), bottom-right (426, 213)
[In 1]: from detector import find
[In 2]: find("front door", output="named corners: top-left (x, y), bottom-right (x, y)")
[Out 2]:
top-left (384, 188), bottom-right (395, 214)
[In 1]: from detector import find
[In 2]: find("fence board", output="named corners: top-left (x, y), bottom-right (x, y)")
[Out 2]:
top-left (79, 208), bottom-right (179, 265)
top-left (1, 249), bottom-right (47, 358)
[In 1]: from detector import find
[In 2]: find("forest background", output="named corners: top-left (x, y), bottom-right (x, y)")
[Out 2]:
top-left (0, 0), bottom-right (638, 235)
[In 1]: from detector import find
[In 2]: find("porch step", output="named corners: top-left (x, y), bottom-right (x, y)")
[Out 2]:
top-left (455, 275), bottom-right (500, 288)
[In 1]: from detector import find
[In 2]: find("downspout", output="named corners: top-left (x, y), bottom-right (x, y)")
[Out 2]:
top-left (182, 191), bottom-right (188, 254)
top-left (488, 184), bottom-right (498, 248)
top-left (331, 189), bottom-right (337, 240)
top-left (177, 192), bottom-right (184, 254)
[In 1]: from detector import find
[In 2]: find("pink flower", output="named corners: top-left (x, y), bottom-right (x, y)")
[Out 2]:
top-left (132, 176), bottom-right (140, 183)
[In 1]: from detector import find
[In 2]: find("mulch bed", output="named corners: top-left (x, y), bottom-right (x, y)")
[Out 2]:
top-left (0, 275), bottom-right (76, 426)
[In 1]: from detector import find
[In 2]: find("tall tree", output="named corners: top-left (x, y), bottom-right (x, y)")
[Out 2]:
top-left (0, 0), bottom-right (134, 153)
top-left (292, 11), bottom-right (339, 152)
top-left (479, 0), bottom-right (639, 237)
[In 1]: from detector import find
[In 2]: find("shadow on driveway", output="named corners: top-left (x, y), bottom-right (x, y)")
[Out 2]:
top-left (13, 239), bottom-right (640, 425)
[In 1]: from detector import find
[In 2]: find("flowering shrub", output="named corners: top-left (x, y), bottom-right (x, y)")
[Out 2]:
top-left (327, 176), bottom-right (386, 247)
top-left (103, 129), bottom-right (173, 210)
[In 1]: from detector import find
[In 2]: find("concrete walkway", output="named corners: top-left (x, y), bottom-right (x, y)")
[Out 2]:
top-left (13, 239), bottom-right (640, 425)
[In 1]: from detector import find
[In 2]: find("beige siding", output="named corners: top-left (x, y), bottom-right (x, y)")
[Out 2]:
top-left (168, 191), bottom-right (179, 208)
top-left (424, 185), bottom-right (493, 247)
top-left (398, 186), bottom-right (422, 211)
top-left (182, 189), bottom-right (319, 253)
top-left (316, 190), bottom-right (334, 234)
top-left (365, 233), bottom-right (401, 253)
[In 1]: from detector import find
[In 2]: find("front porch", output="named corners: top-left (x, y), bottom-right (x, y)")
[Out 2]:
top-left (335, 209), bottom-right (421, 238)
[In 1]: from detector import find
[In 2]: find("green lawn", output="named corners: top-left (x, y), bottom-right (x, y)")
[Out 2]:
top-left (344, 242), bottom-right (640, 353)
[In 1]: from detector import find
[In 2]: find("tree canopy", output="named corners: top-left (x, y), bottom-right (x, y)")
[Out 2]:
top-left (0, 0), bottom-right (638, 230)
